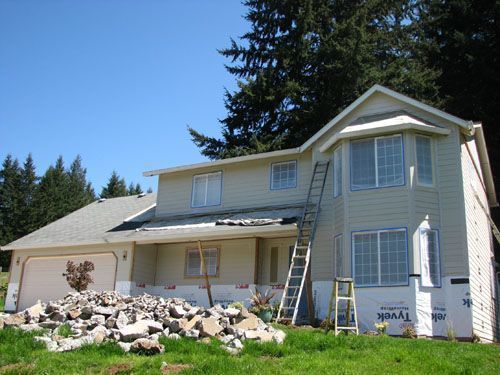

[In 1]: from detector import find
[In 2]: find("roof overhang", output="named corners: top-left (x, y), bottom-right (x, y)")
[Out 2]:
top-left (472, 123), bottom-right (498, 207)
top-left (319, 113), bottom-right (451, 152)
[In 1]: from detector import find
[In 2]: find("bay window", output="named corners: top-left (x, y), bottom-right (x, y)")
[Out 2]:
top-left (415, 135), bottom-right (433, 186)
top-left (333, 146), bottom-right (342, 197)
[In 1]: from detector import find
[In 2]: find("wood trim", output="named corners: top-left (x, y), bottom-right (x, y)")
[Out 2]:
top-left (129, 241), bottom-right (136, 282)
top-left (6, 250), bottom-right (14, 285)
top-left (16, 252), bottom-right (118, 313)
top-left (462, 135), bottom-right (488, 195)
top-left (253, 238), bottom-right (260, 285)
top-left (153, 244), bottom-right (159, 286)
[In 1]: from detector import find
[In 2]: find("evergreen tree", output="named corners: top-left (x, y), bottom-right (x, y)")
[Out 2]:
top-left (147, 187), bottom-right (153, 194)
top-left (34, 156), bottom-right (70, 227)
top-left (189, 0), bottom-right (439, 159)
top-left (0, 155), bottom-right (22, 268)
top-left (67, 155), bottom-right (95, 212)
top-left (127, 182), bottom-right (143, 195)
top-left (100, 171), bottom-right (127, 198)
top-left (18, 154), bottom-right (38, 235)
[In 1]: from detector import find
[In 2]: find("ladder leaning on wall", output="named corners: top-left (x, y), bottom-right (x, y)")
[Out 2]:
top-left (277, 160), bottom-right (330, 325)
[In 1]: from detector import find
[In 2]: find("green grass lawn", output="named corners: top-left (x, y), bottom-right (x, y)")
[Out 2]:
top-left (0, 272), bottom-right (8, 312)
top-left (0, 326), bottom-right (498, 374)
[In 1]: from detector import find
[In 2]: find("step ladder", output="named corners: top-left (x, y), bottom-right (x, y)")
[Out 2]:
top-left (324, 278), bottom-right (359, 335)
top-left (277, 160), bottom-right (330, 325)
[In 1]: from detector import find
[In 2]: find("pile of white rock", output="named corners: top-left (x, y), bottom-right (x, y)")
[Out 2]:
top-left (0, 291), bottom-right (285, 355)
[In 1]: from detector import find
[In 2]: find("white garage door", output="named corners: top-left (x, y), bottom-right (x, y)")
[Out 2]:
top-left (18, 253), bottom-right (117, 311)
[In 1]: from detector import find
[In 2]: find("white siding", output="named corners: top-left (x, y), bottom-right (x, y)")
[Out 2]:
top-left (461, 137), bottom-right (496, 342)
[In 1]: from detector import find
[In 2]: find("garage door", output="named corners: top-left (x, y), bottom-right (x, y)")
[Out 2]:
top-left (18, 253), bottom-right (117, 311)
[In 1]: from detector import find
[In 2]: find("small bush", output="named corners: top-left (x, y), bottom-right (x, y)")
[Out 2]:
top-left (401, 324), bottom-right (417, 339)
top-left (228, 301), bottom-right (244, 310)
top-left (62, 260), bottom-right (95, 292)
top-left (374, 321), bottom-right (389, 335)
top-left (446, 321), bottom-right (457, 342)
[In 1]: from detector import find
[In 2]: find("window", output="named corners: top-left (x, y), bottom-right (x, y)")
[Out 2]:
top-left (415, 135), bottom-right (433, 186)
top-left (191, 171), bottom-right (222, 207)
top-left (420, 228), bottom-right (440, 287)
top-left (270, 246), bottom-right (279, 283)
top-left (334, 234), bottom-right (343, 277)
top-left (333, 146), bottom-right (342, 197)
top-left (271, 160), bottom-right (297, 190)
top-left (350, 135), bottom-right (404, 190)
top-left (352, 229), bottom-right (408, 287)
top-left (185, 248), bottom-right (219, 277)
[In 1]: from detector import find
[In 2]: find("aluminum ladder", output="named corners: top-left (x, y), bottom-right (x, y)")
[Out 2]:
top-left (277, 160), bottom-right (330, 325)
top-left (325, 277), bottom-right (359, 336)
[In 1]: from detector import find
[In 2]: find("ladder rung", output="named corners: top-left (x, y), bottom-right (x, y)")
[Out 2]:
top-left (284, 296), bottom-right (298, 299)
top-left (294, 255), bottom-right (307, 259)
top-left (296, 245), bottom-right (308, 249)
top-left (289, 276), bottom-right (303, 279)
top-left (337, 296), bottom-right (354, 300)
top-left (336, 327), bottom-right (358, 330)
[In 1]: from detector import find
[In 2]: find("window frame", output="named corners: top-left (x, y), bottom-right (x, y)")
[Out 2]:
top-left (350, 134), bottom-right (405, 191)
top-left (415, 134), bottom-right (434, 187)
top-left (190, 171), bottom-right (223, 208)
top-left (184, 247), bottom-right (220, 278)
top-left (334, 233), bottom-right (343, 277)
top-left (351, 227), bottom-right (409, 288)
top-left (333, 145), bottom-right (342, 198)
top-left (270, 160), bottom-right (298, 190)
top-left (419, 228), bottom-right (441, 288)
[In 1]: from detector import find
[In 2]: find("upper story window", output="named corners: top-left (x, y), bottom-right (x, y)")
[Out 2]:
top-left (191, 171), bottom-right (222, 207)
top-left (350, 134), bottom-right (404, 191)
top-left (352, 228), bottom-right (408, 287)
top-left (271, 160), bottom-right (297, 190)
top-left (415, 135), bottom-right (433, 186)
top-left (420, 228), bottom-right (441, 287)
top-left (333, 146), bottom-right (342, 197)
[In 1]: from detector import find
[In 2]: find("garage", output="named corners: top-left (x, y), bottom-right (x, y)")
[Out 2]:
top-left (17, 253), bottom-right (117, 311)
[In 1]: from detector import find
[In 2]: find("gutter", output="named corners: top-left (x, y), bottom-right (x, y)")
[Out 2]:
top-left (473, 123), bottom-right (498, 207)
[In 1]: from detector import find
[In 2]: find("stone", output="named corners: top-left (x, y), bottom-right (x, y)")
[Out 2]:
top-left (184, 315), bottom-right (201, 331)
top-left (141, 319), bottom-right (163, 334)
top-left (19, 323), bottom-right (43, 332)
top-left (130, 338), bottom-right (165, 355)
top-left (93, 306), bottom-right (115, 316)
top-left (199, 317), bottom-right (223, 337)
top-left (273, 330), bottom-right (286, 344)
top-left (46, 341), bottom-right (59, 352)
top-left (224, 308), bottom-right (240, 318)
top-left (115, 311), bottom-right (129, 330)
top-left (233, 315), bottom-right (258, 331)
top-left (170, 305), bottom-right (186, 318)
top-left (4, 314), bottom-right (26, 327)
top-left (105, 317), bottom-right (117, 329)
top-left (0, 317), bottom-right (4, 330)
top-left (244, 330), bottom-right (274, 342)
top-left (57, 337), bottom-right (92, 352)
top-left (90, 314), bottom-right (106, 326)
top-left (80, 306), bottom-right (92, 319)
top-left (49, 311), bottom-right (66, 322)
top-left (185, 306), bottom-right (201, 318)
top-left (89, 325), bottom-right (108, 344)
top-left (220, 334), bottom-right (235, 345)
top-left (167, 333), bottom-right (181, 340)
top-left (39, 320), bottom-right (61, 329)
top-left (149, 333), bottom-right (159, 341)
top-left (229, 338), bottom-right (243, 349)
top-left (26, 303), bottom-right (44, 320)
top-left (200, 337), bottom-right (211, 345)
top-left (67, 309), bottom-right (82, 320)
top-left (119, 322), bottom-right (149, 342)
top-left (169, 318), bottom-right (187, 333)
top-left (222, 345), bottom-right (240, 355)
top-left (118, 342), bottom-right (132, 353)
top-left (184, 329), bottom-right (199, 339)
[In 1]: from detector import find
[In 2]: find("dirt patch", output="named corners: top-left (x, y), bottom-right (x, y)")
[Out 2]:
top-left (160, 363), bottom-right (193, 374)
top-left (0, 363), bottom-right (35, 373)
top-left (107, 363), bottom-right (131, 375)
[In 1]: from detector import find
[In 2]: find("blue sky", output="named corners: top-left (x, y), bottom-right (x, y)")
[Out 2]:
top-left (0, 0), bottom-right (248, 193)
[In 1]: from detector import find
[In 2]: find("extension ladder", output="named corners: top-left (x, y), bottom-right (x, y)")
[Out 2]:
top-left (277, 160), bottom-right (330, 325)
top-left (325, 277), bottom-right (359, 336)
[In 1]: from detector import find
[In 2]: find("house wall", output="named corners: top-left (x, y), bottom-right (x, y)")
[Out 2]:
top-left (155, 151), bottom-right (313, 218)
top-left (132, 244), bottom-right (158, 286)
top-left (461, 135), bottom-right (496, 342)
top-left (5, 242), bottom-right (134, 312)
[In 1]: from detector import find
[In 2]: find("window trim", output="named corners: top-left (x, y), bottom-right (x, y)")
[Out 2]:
top-left (190, 171), bottom-right (223, 208)
top-left (184, 247), bottom-right (220, 278)
top-left (270, 160), bottom-right (298, 190)
top-left (351, 227), bottom-right (409, 288)
top-left (415, 134), bottom-right (435, 188)
top-left (333, 145), bottom-right (342, 198)
top-left (349, 134), bottom-right (406, 191)
top-left (334, 233), bottom-right (343, 277)
top-left (419, 227), bottom-right (441, 288)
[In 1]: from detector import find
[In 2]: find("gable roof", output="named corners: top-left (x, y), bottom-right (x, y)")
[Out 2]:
top-left (0, 194), bottom-right (157, 251)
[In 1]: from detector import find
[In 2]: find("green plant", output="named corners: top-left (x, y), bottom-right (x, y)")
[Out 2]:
top-left (228, 301), bottom-right (244, 310)
top-left (401, 324), bottom-right (417, 339)
top-left (248, 288), bottom-right (276, 314)
top-left (56, 323), bottom-right (72, 338)
top-left (446, 321), bottom-right (457, 342)
top-left (272, 301), bottom-right (281, 317)
top-left (374, 321), bottom-right (389, 335)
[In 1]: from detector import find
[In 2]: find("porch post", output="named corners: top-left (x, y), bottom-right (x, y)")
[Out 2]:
top-left (197, 240), bottom-right (214, 307)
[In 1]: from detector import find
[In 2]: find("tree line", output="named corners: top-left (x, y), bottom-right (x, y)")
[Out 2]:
top-left (189, 0), bottom-right (499, 193)
top-left (0, 154), bottom-right (151, 268)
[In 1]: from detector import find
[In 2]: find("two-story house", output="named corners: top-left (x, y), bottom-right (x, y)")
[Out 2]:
top-left (3, 85), bottom-right (498, 342)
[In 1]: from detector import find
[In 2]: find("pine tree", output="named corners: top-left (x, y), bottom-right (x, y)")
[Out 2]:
top-left (147, 187), bottom-right (153, 194)
top-left (127, 182), bottom-right (143, 195)
top-left (0, 155), bottom-right (23, 268)
top-left (100, 171), bottom-right (127, 198)
top-left (18, 154), bottom-right (38, 235)
top-left (189, 0), bottom-right (439, 159)
top-left (34, 156), bottom-right (70, 227)
top-left (67, 155), bottom-right (95, 212)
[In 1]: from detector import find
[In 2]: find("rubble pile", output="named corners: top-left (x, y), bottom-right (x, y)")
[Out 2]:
top-left (0, 291), bottom-right (285, 355)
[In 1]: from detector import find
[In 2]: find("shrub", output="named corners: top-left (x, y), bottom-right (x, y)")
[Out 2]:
top-left (56, 323), bottom-right (72, 338)
top-left (228, 301), bottom-right (244, 310)
top-left (249, 288), bottom-right (276, 314)
top-left (62, 260), bottom-right (95, 292)
top-left (446, 321), bottom-right (457, 342)
top-left (401, 324), bottom-right (417, 339)
top-left (374, 321), bottom-right (389, 335)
